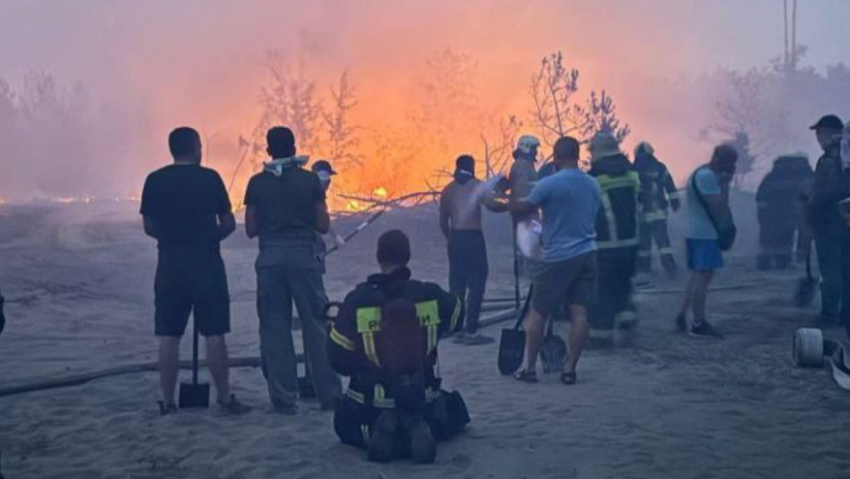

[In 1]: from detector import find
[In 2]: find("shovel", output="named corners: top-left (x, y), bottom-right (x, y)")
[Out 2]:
top-left (498, 286), bottom-right (533, 375)
top-left (178, 321), bottom-right (209, 409)
top-left (794, 247), bottom-right (817, 308)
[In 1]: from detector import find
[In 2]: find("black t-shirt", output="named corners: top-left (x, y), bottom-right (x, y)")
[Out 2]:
top-left (140, 164), bottom-right (231, 253)
top-left (243, 168), bottom-right (325, 240)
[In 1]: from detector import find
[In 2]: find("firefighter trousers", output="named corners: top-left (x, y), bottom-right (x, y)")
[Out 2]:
top-left (638, 218), bottom-right (676, 276)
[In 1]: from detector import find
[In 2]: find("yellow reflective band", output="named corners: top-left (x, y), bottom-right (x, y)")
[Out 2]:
top-left (374, 384), bottom-right (395, 408)
top-left (416, 300), bottom-right (443, 352)
top-left (600, 193), bottom-right (619, 243)
top-left (427, 325), bottom-right (438, 353)
top-left (356, 307), bottom-right (382, 333)
top-left (330, 327), bottom-right (356, 351)
top-left (597, 173), bottom-right (640, 191)
top-left (659, 247), bottom-right (674, 255)
top-left (449, 298), bottom-right (462, 332)
top-left (361, 425), bottom-right (370, 444)
top-left (356, 307), bottom-right (383, 366)
top-left (638, 250), bottom-right (652, 257)
top-left (644, 211), bottom-right (667, 222)
top-left (668, 191), bottom-right (680, 199)
top-left (361, 332), bottom-right (381, 367)
top-left (415, 301), bottom-right (440, 327)
top-left (346, 388), bottom-right (365, 404)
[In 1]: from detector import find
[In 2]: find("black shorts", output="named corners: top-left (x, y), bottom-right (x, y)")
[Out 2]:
top-left (154, 252), bottom-right (230, 337)
top-left (531, 251), bottom-right (597, 316)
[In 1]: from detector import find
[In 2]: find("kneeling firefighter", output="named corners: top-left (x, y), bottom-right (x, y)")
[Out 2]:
top-left (587, 133), bottom-right (642, 347)
top-left (328, 229), bottom-right (468, 463)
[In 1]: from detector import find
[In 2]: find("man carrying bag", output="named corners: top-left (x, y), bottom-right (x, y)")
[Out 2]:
top-left (674, 144), bottom-right (738, 338)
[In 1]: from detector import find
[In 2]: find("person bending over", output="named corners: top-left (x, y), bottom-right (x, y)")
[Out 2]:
top-left (141, 127), bottom-right (249, 415)
top-left (674, 144), bottom-right (738, 338)
top-left (329, 230), bottom-right (468, 464)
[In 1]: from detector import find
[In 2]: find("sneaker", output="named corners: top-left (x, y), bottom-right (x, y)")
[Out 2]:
top-left (452, 332), bottom-right (468, 344)
top-left (217, 394), bottom-right (252, 415)
top-left (406, 415), bottom-right (436, 464)
top-left (675, 313), bottom-right (687, 333)
top-left (689, 321), bottom-right (723, 339)
top-left (368, 410), bottom-right (399, 463)
top-left (461, 334), bottom-right (496, 346)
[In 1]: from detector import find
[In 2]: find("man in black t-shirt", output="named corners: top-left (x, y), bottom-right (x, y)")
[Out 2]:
top-left (141, 127), bottom-right (249, 415)
top-left (244, 127), bottom-right (342, 414)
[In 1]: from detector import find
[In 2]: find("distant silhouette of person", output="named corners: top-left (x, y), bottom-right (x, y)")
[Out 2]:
top-left (141, 126), bottom-right (249, 415)
top-left (244, 126), bottom-right (342, 414)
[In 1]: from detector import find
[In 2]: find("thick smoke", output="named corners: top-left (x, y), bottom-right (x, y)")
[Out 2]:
top-left (0, 0), bottom-right (848, 201)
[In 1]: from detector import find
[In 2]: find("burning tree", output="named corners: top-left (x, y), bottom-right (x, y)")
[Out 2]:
top-left (254, 50), bottom-right (323, 166)
top-left (529, 51), bottom-right (630, 149)
top-left (412, 48), bottom-right (483, 165)
top-left (323, 71), bottom-right (364, 174)
top-left (479, 115), bottom-right (522, 179)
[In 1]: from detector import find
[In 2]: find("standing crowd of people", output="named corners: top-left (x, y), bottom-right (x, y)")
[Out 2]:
top-left (136, 113), bottom-right (849, 463)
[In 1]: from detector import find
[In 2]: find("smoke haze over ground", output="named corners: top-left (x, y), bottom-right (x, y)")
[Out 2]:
top-left (0, 0), bottom-right (848, 201)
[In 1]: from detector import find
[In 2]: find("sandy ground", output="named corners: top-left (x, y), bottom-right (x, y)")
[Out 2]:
top-left (0, 200), bottom-right (847, 479)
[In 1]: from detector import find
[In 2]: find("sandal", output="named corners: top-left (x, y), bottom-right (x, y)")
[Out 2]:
top-left (514, 370), bottom-right (538, 383)
top-left (560, 371), bottom-right (577, 385)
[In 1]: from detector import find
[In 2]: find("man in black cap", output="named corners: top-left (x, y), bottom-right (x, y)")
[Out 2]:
top-left (439, 155), bottom-right (507, 345)
top-left (806, 115), bottom-right (850, 326)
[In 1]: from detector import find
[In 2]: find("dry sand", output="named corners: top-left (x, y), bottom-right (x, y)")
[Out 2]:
top-left (0, 200), bottom-right (847, 479)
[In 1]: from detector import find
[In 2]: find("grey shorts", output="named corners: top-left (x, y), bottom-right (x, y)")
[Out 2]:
top-left (531, 251), bottom-right (597, 316)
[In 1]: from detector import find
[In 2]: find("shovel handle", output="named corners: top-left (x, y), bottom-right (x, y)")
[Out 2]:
top-left (192, 321), bottom-right (199, 385)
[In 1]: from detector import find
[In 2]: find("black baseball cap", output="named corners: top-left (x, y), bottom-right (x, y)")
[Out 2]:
top-left (311, 160), bottom-right (337, 175)
top-left (809, 115), bottom-right (844, 131)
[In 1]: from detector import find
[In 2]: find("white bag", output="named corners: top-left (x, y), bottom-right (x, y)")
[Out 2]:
top-left (516, 219), bottom-right (543, 259)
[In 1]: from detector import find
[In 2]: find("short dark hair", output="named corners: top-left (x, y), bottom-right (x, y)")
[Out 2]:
top-left (267, 127), bottom-right (296, 158)
top-left (168, 127), bottom-right (200, 158)
top-left (377, 229), bottom-right (411, 266)
top-left (554, 136), bottom-right (580, 161)
top-left (712, 143), bottom-right (739, 165)
top-left (456, 155), bottom-right (475, 173)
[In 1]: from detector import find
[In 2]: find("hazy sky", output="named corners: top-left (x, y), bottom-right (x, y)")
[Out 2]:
top-left (0, 0), bottom-right (847, 197)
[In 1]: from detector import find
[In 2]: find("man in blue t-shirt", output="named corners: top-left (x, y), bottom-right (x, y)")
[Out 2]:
top-left (675, 144), bottom-right (737, 338)
top-left (510, 136), bottom-right (601, 385)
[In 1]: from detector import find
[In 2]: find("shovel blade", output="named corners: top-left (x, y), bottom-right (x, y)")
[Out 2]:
top-left (498, 328), bottom-right (526, 375)
top-left (178, 382), bottom-right (210, 409)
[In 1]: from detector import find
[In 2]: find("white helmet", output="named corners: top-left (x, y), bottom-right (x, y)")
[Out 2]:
top-left (515, 135), bottom-right (541, 156)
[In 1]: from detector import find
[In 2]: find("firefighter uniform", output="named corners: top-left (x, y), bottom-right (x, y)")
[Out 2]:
top-left (587, 148), bottom-right (641, 341)
top-left (634, 142), bottom-right (679, 277)
top-left (756, 156), bottom-right (814, 270)
top-left (328, 267), bottom-right (469, 451)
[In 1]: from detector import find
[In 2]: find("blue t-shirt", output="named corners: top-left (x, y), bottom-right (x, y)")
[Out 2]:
top-left (526, 168), bottom-right (601, 262)
top-left (686, 166), bottom-right (722, 240)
